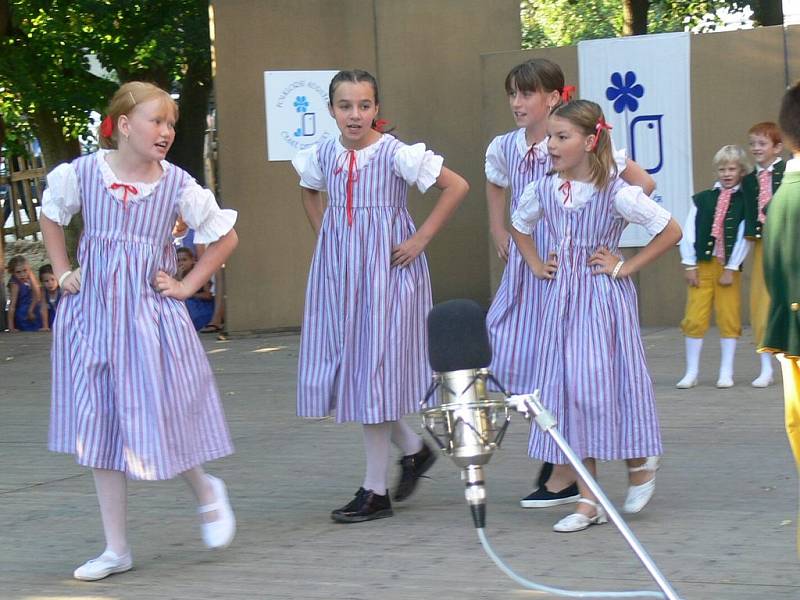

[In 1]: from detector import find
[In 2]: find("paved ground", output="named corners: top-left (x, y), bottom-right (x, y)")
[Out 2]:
top-left (1, 327), bottom-right (798, 600)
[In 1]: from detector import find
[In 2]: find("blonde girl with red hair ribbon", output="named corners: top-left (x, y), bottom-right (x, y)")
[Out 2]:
top-left (40, 81), bottom-right (239, 580)
top-left (291, 69), bottom-right (468, 523)
top-left (510, 99), bottom-right (681, 532)
top-left (677, 145), bottom-right (753, 390)
top-left (484, 59), bottom-right (656, 510)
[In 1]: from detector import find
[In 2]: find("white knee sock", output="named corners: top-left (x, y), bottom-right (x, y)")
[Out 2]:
top-left (719, 337), bottom-right (737, 379)
top-left (390, 419), bottom-right (423, 456)
top-left (92, 468), bottom-right (129, 556)
top-left (362, 423), bottom-right (392, 494)
top-left (758, 352), bottom-right (774, 378)
top-left (681, 337), bottom-right (703, 379)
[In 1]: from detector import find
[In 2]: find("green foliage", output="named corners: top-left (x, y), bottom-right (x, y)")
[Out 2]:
top-left (0, 0), bottom-right (210, 157)
top-left (521, 0), bottom-right (752, 49)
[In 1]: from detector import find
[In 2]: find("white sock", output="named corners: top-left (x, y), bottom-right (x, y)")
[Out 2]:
top-left (682, 337), bottom-right (703, 379)
top-left (362, 423), bottom-right (391, 494)
top-left (719, 338), bottom-right (737, 379)
top-left (390, 420), bottom-right (423, 456)
top-left (758, 352), bottom-right (774, 379)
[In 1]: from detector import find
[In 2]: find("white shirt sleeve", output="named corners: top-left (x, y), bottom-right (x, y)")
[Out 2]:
top-left (41, 162), bottom-right (81, 226)
top-left (511, 182), bottom-right (542, 234)
top-left (393, 143), bottom-right (444, 193)
top-left (485, 136), bottom-right (509, 188)
top-left (291, 145), bottom-right (326, 191)
top-left (178, 178), bottom-right (238, 245)
top-left (679, 204), bottom-right (698, 266)
top-left (613, 186), bottom-right (670, 235)
top-left (725, 221), bottom-right (752, 270)
top-left (612, 146), bottom-right (628, 174)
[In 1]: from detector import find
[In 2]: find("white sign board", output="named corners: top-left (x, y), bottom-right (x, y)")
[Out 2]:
top-left (264, 70), bottom-right (340, 161)
top-left (578, 32), bottom-right (693, 247)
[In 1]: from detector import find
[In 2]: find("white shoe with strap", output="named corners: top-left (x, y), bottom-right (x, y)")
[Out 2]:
top-left (73, 549), bottom-right (133, 581)
top-left (552, 498), bottom-right (608, 533)
top-left (199, 474), bottom-right (236, 549)
top-left (624, 456), bottom-right (659, 514)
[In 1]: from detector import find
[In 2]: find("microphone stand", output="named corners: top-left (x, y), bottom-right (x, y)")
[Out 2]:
top-left (510, 392), bottom-right (682, 600)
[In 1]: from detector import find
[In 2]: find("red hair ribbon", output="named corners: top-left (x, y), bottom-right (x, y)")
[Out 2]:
top-left (100, 115), bottom-right (114, 138)
top-left (372, 119), bottom-right (390, 133)
top-left (560, 85), bottom-right (576, 103)
top-left (110, 182), bottom-right (138, 208)
top-left (589, 116), bottom-right (613, 152)
top-left (334, 150), bottom-right (358, 226)
top-left (559, 180), bottom-right (572, 206)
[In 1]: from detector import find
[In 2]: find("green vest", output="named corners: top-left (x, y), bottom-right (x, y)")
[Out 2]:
top-left (761, 169), bottom-right (800, 356)
top-left (692, 187), bottom-right (746, 266)
top-left (743, 160), bottom-right (785, 238)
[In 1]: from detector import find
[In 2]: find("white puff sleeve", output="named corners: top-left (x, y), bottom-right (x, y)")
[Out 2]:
top-left (612, 147), bottom-right (628, 174)
top-left (291, 146), bottom-right (326, 191)
top-left (393, 143), bottom-right (444, 193)
top-left (485, 136), bottom-right (509, 188)
top-left (613, 186), bottom-right (670, 236)
top-left (178, 179), bottom-right (238, 245)
top-left (511, 182), bottom-right (543, 235)
top-left (41, 163), bottom-right (81, 226)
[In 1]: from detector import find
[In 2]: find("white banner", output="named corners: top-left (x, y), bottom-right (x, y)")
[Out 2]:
top-left (578, 32), bottom-right (693, 247)
top-left (264, 70), bottom-right (340, 161)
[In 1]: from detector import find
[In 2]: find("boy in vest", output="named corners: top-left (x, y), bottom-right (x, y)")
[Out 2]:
top-left (677, 145), bottom-right (753, 389)
top-left (743, 122), bottom-right (784, 387)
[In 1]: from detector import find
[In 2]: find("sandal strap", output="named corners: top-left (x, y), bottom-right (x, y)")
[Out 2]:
top-left (198, 502), bottom-right (222, 514)
top-left (577, 497), bottom-right (599, 508)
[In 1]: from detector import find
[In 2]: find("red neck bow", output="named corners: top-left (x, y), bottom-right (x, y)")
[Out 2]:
top-left (590, 116), bottom-right (613, 152)
top-left (559, 180), bottom-right (572, 205)
top-left (334, 150), bottom-right (358, 226)
top-left (110, 182), bottom-right (138, 208)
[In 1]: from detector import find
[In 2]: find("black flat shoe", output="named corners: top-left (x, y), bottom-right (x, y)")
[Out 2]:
top-left (331, 488), bottom-right (393, 523)
top-left (519, 482), bottom-right (580, 508)
top-left (393, 441), bottom-right (437, 502)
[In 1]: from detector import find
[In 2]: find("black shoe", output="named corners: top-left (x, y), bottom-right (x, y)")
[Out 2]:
top-left (520, 482), bottom-right (580, 508)
top-left (331, 488), bottom-right (394, 523)
top-left (393, 442), bottom-right (437, 502)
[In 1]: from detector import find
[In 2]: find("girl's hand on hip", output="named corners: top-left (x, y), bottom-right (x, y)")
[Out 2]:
top-left (588, 247), bottom-right (621, 276)
top-left (718, 269), bottom-right (734, 286)
top-left (490, 226), bottom-right (511, 262)
top-left (61, 268), bottom-right (82, 295)
top-left (391, 234), bottom-right (427, 268)
top-left (532, 252), bottom-right (558, 280)
top-left (155, 271), bottom-right (190, 300)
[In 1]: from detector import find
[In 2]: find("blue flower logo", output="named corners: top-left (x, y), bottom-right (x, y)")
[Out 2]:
top-left (606, 71), bottom-right (644, 113)
top-left (293, 96), bottom-right (309, 113)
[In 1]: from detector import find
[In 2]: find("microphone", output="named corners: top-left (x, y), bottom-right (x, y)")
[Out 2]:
top-left (421, 299), bottom-right (510, 528)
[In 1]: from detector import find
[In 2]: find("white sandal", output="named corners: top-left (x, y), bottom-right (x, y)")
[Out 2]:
top-left (553, 498), bottom-right (608, 532)
top-left (624, 456), bottom-right (659, 514)
top-left (198, 474), bottom-right (236, 549)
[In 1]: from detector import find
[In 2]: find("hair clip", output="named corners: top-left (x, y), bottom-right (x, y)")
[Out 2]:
top-left (128, 91), bottom-right (137, 105)
top-left (589, 116), bottom-right (613, 151)
top-left (561, 85), bottom-right (576, 102)
top-left (100, 115), bottom-right (114, 138)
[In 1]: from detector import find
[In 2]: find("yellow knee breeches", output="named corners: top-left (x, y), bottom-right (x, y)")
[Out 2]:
top-left (680, 260), bottom-right (742, 338)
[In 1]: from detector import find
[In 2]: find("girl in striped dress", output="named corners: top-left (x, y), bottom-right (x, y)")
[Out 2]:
top-left (511, 100), bottom-right (681, 532)
top-left (485, 59), bottom-right (655, 509)
top-left (292, 70), bottom-right (468, 523)
top-left (40, 82), bottom-right (238, 580)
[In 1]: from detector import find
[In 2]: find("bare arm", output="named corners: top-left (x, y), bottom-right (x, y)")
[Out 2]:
top-left (487, 181), bottom-right (510, 261)
top-left (7, 282), bottom-right (19, 331)
top-left (391, 167), bottom-right (469, 267)
top-left (40, 296), bottom-right (50, 331)
top-left (589, 218), bottom-right (682, 278)
top-left (156, 229), bottom-right (238, 301)
top-left (301, 188), bottom-right (325, 236)
top-left (621, 159), bottom-right (656, 196)
top-left (510, 227), bottom-right (557, 279)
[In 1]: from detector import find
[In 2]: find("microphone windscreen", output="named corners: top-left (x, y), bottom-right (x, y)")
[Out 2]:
top-left (428, 299), bottom-right (492, 372)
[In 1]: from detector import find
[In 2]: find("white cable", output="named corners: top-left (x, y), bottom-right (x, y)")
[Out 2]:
top-left (476, 528), bottom-right (665, 599)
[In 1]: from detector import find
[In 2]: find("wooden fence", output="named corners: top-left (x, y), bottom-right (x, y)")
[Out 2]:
top-left (1, 152), bottom-right (46, 240)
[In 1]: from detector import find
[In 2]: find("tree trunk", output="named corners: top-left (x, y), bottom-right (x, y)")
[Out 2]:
top-left (752, 0), bottom-right (784, 26)
top-left (622, 0), bottom-right (649, 35)
top-left (169, 62), bottom-right (211, 185)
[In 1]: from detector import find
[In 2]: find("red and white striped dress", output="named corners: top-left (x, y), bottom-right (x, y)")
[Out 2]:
top-left (512, 174), bottom-right (669, 462)
top-left (292, 134), bottom-right (443, 424)
top-left (43, 151), bottom-right (236, 480)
